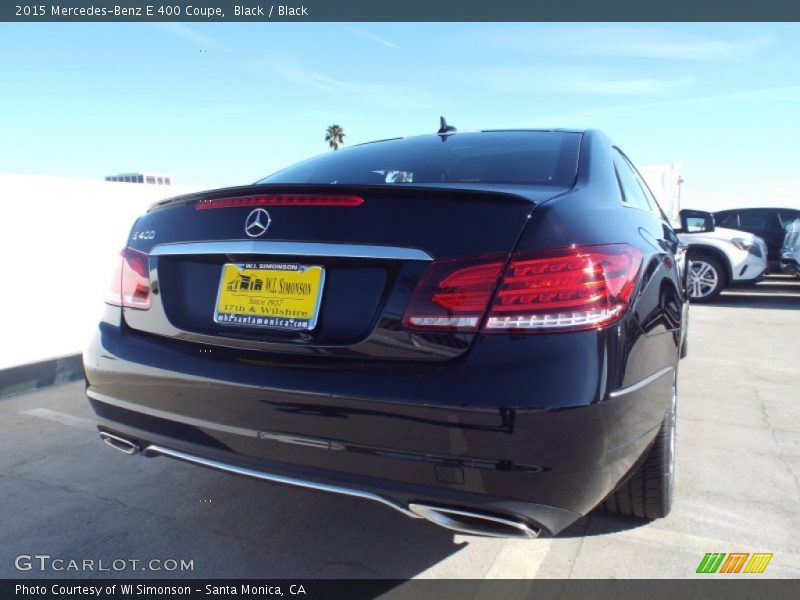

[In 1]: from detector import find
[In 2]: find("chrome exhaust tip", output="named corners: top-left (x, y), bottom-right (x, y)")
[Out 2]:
top-left (409, 503), bottom-right (540, 539)
top-left (100, 432), bottom-right (141, 455)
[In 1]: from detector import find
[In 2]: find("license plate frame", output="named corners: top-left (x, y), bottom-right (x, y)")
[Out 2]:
top-left (213, 262), bottom-right (325, 331)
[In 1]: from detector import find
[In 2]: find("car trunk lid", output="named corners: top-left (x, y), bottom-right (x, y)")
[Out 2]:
top-left (121, 183), bottom-right (567, 360)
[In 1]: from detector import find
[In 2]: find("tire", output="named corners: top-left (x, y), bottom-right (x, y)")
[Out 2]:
top-left (686, 253), bottom-right (726, 302)
top-left (604, 386), bottom-right (676, 519)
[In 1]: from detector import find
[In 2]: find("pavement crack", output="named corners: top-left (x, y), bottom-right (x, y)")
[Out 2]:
top-left (12, 474), bottom-right (170, 521)
top-left (756, 388), bottom-right (800, 499)
top-left (563, 517), bottom-right (591, 578)
top-left (3, 438), bottom-right (98, 471)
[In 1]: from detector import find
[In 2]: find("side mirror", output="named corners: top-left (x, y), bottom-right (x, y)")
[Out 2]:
top-left (678, 209), bottom-right (715, 234)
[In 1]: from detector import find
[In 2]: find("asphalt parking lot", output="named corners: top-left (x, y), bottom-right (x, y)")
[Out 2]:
top-left (2, 276), bottom-right (799, 579)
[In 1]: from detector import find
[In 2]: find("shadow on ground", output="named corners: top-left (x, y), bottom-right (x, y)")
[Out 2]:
top-left (0, 425), bottom-right (470, 578)
top-left (553, 508), bottom-right (650, 538)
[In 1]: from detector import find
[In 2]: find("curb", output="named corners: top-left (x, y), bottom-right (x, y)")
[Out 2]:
top-left (0, 354), bottom-right (85, 400)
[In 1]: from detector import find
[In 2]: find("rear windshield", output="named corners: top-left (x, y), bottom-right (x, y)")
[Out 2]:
top-left (259, 131), bottom-right (581, 187)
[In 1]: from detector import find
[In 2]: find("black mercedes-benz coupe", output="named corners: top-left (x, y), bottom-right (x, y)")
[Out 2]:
top-left (85, 127), bottom-right (704, 538)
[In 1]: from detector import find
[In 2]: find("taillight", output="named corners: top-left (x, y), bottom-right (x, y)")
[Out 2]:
top-left (484, 244), bottom-right (643, 332)
top-left (402, 255), bottom-right (506, 331)
top-left (195, 195), bottom-right (364, 210)
top-left (402, 244), bottom-right (642, 334)
top-left (105, 248), bottom-right (152, 310)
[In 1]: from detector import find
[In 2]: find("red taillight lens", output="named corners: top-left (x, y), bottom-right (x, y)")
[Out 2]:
top-left (402, 256), bottom-right (505, 331)
top-left (105, 252), bottom-right (125, 307)
top-left (195, 195), bottom-right (364, 210)
top-left (105, 248), bottom-right (151, 310)
top-left (484, 244), bottom-right (642, 332)
top-left (402, 244), bottom-right (642, 334)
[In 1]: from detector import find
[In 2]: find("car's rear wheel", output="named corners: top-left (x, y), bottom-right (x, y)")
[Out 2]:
top-left (604, 385), bottom-right (676, 519)
top-left (687, 253), bottom-right (726, 302)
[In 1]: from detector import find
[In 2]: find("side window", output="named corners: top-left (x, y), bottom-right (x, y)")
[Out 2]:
top-left (779, 210), bottom-right (800, 229)
top-left (612, 150), bottom-right (651, 212)
top-left (627, 156), bottom-right (669, 221)
top-left (739, 211), bottom-right (768, 229)
top-left (717, 213), bottom-right (739, 228)
top-left (766, 210), bottom-right (783, 231)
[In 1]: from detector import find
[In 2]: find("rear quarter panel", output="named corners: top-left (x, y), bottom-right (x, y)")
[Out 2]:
top-left (511, 131), bottom-right (683, 397)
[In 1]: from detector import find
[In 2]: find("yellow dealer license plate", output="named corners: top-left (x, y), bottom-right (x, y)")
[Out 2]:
top-left (214, 262), bottom-right (325, 331)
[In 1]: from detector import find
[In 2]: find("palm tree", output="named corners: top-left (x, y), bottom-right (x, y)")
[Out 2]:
top-left (325, 124), bottom-right (345, 151)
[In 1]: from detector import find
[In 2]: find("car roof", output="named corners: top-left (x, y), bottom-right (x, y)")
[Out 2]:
top-left (480, 128), bottom-right (587, 134)
top-left (350, 129), bottom-right (587, 149)
top-left (715, 207), bottom-right (800, 214)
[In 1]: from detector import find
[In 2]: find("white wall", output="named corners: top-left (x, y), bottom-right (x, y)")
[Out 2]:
top-left (0, 174), bottom-right (202, 369)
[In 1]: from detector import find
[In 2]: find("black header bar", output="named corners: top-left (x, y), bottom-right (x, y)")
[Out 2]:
top-left (3, 0), bottom-right (800, 22)
top-left (4, 579), bottom-right (800, 600)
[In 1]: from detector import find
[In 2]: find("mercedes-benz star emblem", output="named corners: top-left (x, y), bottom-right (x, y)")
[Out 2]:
top-left (244, 208), bottom-right (271, 238)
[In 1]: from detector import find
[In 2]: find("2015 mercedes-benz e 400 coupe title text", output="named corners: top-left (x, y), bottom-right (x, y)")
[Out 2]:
top-left (85, 126), bottom-right (703, 538)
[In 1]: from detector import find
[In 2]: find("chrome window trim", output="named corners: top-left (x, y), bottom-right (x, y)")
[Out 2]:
top-left (150, 241), bottom-right (432, 261)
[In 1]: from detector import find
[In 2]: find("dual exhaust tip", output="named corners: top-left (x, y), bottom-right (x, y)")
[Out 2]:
top-left (99, 432), bottom-right (539, 539)
top-left (100, 431), bottom-right (141, 455)
top-left (408, 503), bottom-right (539, 539)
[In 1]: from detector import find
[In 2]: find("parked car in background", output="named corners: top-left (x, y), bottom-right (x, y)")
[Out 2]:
top-left (85, 128), bottom-right (699, 539)
top-left (714, 208), bottom-right (800, 271)
top-left (677, 209), bottom-right (768, 302)
top-left (780, 218), bottom-right (800, 278)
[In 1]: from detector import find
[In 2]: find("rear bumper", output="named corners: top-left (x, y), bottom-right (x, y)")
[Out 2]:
top-left (84, 319), bottom-right (675, 536)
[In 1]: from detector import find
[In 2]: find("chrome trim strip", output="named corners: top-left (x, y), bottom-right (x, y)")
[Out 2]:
top-left (609, 366), bottom-right (674, 399)
top-left (409, 503), bottom-right (539, 539)
top-left (150, 241), bottom-right (432, 261)
top-left (143, 444), bottom-right (421, 519)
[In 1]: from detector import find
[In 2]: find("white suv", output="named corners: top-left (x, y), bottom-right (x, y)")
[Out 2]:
top-left (677, 210), bottom-right (768, 302)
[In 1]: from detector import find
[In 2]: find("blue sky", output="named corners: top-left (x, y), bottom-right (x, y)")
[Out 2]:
top-left (0, 23), bottom-right (798, 210)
